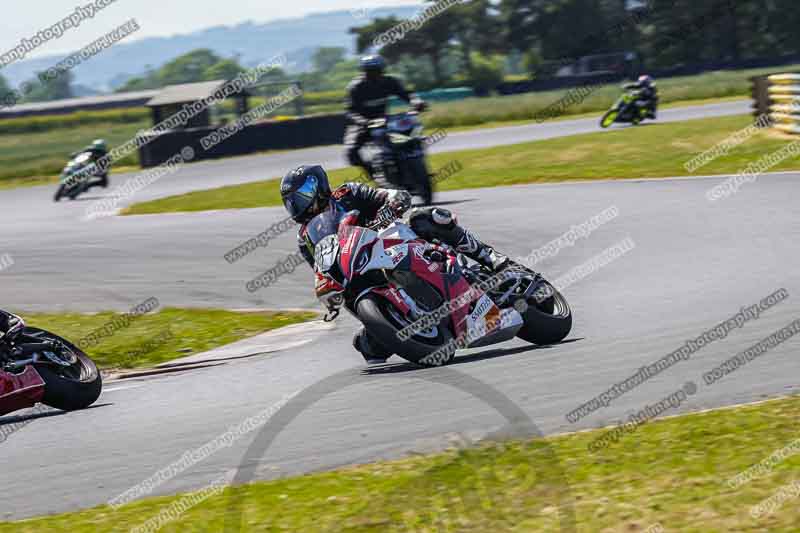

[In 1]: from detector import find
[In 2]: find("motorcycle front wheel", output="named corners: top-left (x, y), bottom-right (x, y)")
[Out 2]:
top-left (53, 184), bottom-right (66, 202)
top-left (356, 294), bottom-right (452, 366)
top-left (600, 110), bottom-right (618, 128)
top-left (24, 328), bottom-right (102, 411)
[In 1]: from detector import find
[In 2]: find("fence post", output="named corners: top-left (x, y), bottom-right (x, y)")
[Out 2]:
top-left (750, 75), bottom-right (771, 123)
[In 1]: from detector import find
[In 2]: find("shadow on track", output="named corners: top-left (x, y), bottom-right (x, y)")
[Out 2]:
top-left (0, 409), bottom-right (65, 426)
top-left (424, 198), bottom-right (477, 208)
top-left (0, 401), bottom-right (113, 426)
top-left (61, 195), bottom-right (108, 202)
top-left (362, 337), bottom-right (584, 375)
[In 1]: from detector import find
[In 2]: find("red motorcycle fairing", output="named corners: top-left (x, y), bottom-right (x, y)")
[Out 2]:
top-left (338, 224), bottom-right (384, 282)
top-left (0, 366), bottom-right (45, 416)
top-left (336, 213), bottom-right (496, 342)
top-left (370, 286), bottom-right (412, 315)
top-left (394, 241), bottom-right (476, 339)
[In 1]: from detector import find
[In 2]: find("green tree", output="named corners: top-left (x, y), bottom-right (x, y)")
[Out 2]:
top-left (468, 53), bottom-right (505, 93)
top-left (349, 17), bottom-right (403, 58)
top-left (0, 74), bottom-right (10, 95)
top-left (350, 12), bottom-right (457, 86)
top-left (23, 70), bottom-right (73, 102)
top-left (500, 0), bottom-right (548, 56)
top-left (312, 47), bottom-right (347, 73)
top-left (203, 59), bottom-right (245, 81)
top-left (432, 0), bottom-right (503, 77)
top-left (0, 74), bottom-right (14, 104)
top-left (159, 49), bottom-right (222, 85)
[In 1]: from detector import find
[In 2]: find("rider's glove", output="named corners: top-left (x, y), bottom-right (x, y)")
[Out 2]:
top-left (349, 113), bottom-right (368, 126)
top-left (413, 99), bottom-right (428, 112)
top-left (386, 189), bottom-right (412, 216)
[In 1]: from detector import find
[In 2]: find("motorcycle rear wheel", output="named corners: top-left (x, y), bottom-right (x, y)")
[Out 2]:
top-left (356, 295), bottom-right (452, 366)
top-left (515, 281), bottom-right (573, 346)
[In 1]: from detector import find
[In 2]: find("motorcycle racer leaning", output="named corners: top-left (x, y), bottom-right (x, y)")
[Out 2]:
top-left (345, 54), bottom-right (427, 178)
top-left (280, 165), bottom-right (509, 364)
top-left (622, 74), bottom-right (658, 119)
top-left (71, 139), bottom-right (110, 188)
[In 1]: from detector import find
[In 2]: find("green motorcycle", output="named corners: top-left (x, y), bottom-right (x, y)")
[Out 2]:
top-left (53, 152), bottom-right (100, 202)
top-left (600, 91), bottom-right (651, 128)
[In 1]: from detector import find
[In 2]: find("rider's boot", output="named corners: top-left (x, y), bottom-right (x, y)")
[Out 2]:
top-left (353, 327), bottom-right (391, 365)
top-left (409, 207), bottom-right (511, 273)
top-left (453, 228), bottom-right (510, 273)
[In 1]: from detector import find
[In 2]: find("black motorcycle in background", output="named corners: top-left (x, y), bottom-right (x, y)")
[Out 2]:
top-left (364, 109), bottom-right (434, 205)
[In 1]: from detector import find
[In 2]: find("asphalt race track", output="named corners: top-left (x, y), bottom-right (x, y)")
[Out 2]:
top-left (3, 99), bottom-right (800, 520)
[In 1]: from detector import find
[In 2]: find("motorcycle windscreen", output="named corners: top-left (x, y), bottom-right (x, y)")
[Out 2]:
top-left (305, 204), bottom-right (346, 246)
top-left (306, 205), bottom-right (348, 277)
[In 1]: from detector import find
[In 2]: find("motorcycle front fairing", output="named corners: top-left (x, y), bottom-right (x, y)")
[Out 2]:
top-left (386, 113), bottom-right (425, 156)
top-left (346, 221), bottom-right (525, 345)
top-left (60, 152), bottom-right (95, 185)
top-left (0, 366), bottom-right (45, 416)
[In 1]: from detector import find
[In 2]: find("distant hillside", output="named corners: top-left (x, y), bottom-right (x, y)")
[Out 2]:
top-left (0, 6), bottom-right (418, 91)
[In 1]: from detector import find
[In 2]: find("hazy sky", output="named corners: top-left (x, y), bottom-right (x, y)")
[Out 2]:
top-left (2, 0), bottom-right (423, 59)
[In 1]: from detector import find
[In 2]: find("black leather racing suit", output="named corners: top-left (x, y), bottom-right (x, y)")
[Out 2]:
top-left (296, 183), bottom-right (409, 268)
top-left (297, 182), bottom-right (508, 362)
top-left (344, 74), bottom-right (419, 174)
top-left (0, 311), bottom-right (10, 336)
top-left (623, 82), bottom-right (658, 117)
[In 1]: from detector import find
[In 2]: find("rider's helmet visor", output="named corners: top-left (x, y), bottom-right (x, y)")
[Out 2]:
top-left (283, 175), bottom-right (318, 221)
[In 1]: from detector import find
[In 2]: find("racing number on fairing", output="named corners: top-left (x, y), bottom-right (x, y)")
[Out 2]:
top-left (314, 235), bottom-right (339, 273)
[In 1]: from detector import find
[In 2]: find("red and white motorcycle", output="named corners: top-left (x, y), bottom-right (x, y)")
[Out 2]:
top-left (0, 311), bottom-right (102, 416)
top-left (309, 205), bottom-right (572, 366)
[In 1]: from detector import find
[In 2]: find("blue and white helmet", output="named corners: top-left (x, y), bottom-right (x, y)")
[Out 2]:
top-left (360, 54), bottom-right (386, 72)
top-left (638, 75), bottom-right (654, 86)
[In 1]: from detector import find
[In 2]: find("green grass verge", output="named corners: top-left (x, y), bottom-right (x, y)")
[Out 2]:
top-left (0, 108), bottom-right (149, 135)
top-left (20, 308), bottom-right (317, 370)
top-left (0, 119), bottom-right (146, 183)
top-left (439, 94), bottom-right (748, 133)
top-left (4, 394), bottom-right (799, 531)
top-left (0, 62), bottom-right (793, 189)
top-left (422, 64), bottom-right (797, 129)
top-left (123, 113), bottom-right (799, 216)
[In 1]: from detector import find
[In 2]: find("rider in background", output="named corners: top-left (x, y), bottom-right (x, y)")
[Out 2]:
top-left (71, 139), bottom-right (110, 188)
top-left (623, 75), bottom-right (658, 119)
top-left (344, 55), bottom-right (427, 178)
top-left (280, 165), bottom-right (509, 364)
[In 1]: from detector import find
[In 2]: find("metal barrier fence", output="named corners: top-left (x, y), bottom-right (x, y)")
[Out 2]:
top-left (767, 74), bottom-right (800, 134)
top-left (138, 113), bottom-right (347, 167)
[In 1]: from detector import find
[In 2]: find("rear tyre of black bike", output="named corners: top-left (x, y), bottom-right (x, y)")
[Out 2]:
top-left (515, 281), bottom-right (573, 346)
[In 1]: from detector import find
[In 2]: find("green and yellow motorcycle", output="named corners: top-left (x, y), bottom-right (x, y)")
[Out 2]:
top-left (600, 90), bottom-right (651, 128)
